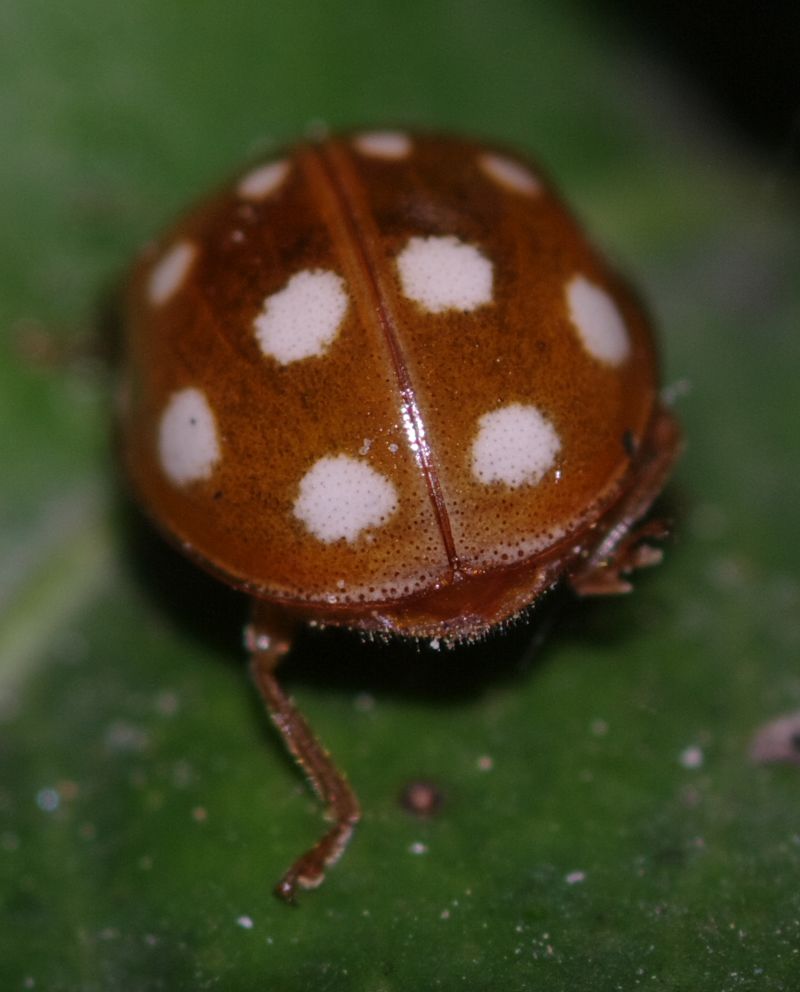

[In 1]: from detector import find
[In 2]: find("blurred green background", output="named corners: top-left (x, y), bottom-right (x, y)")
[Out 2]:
top-left (2, 2), bottom-right (799, 989)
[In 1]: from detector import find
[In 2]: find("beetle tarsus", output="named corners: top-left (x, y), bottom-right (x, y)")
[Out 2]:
top-left (273, 816), bottom-right (358, 903)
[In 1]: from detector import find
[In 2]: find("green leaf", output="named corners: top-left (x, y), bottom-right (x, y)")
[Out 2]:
top-left (2, 2), bottom-right (799, 989)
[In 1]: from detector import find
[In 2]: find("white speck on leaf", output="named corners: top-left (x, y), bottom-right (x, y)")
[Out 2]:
top-left (679, 745), bottom-right (704, 769)
top-left (35, 787), bottom-right (59, 813)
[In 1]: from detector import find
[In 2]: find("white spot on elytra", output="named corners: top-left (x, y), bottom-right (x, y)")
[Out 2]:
top-left (479, 152), bottom-right (541, 196)
top-left (254, 269), bottom-right (348, 364)
top-left (147, 240), bottom-right (196, 307)
top-left (158, 387), bottom-right (220, 485)
top-left (471, 403), bottom-right (561, 488)
top-left (396, 235), bottom-right (493, 313)
top-left (353, 131), bottom-right (412, 159)
top-left (237, 159), bottom-right (290, 200)
top-left (566, 274), bottom-right (630, 366)
top-left (294, 455), bottom-right (398, 543)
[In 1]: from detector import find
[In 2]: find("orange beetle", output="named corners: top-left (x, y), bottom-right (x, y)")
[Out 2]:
top-left (121, 130), bottom-right (681, 901)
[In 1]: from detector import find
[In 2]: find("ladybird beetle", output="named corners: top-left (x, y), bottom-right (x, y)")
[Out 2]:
top-left (121, 129), bottom-right (681, 901)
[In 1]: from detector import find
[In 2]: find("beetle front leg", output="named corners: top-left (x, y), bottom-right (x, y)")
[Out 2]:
top-left (569, 407), bottom-right (681, 597)
top-left (569, 518), bottom-right (670, 596)
top-left (246, 602), bottom-right (361, 904)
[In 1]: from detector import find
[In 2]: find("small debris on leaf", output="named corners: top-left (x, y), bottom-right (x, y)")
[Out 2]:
top-left (399, 779), bottom-right (445, 818)
top-left (750, 711), bottom-right (800, 765)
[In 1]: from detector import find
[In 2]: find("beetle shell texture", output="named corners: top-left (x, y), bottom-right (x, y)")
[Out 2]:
top-left (123, 130), bottom-right (676, 642)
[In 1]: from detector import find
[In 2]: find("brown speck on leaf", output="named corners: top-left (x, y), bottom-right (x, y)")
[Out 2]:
top-left (399, 779), bottom-right (445, 818)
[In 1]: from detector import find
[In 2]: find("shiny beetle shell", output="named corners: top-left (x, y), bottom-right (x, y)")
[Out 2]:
top-left (122, 130), bottom-right (680, 642)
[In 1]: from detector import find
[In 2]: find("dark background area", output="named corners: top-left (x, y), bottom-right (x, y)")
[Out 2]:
top-left (600, 0), bottom-right (800, 173)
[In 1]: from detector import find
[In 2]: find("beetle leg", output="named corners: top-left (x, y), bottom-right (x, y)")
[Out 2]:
top-left (569, 406), bottom-right (681, 598)
top-left (246, 602), bottom-right (361, 903)
top-left (570, 518), bottom-right (671, 596)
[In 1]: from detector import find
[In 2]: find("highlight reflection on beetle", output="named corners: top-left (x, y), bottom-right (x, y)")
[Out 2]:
top-left (122, 129), bottom-right (681, 901)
